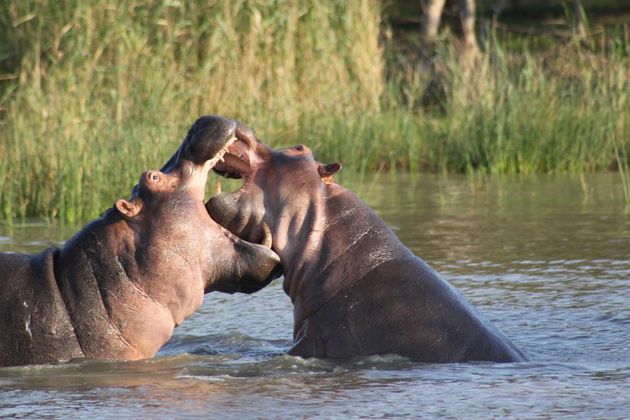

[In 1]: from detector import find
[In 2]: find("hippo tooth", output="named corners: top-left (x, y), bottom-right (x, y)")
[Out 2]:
top-left (206, 136), bottom-right (236, 167)
top-left (261, 222), bottom-right (273, 249)
top-left (214, 180), bottom-right (222, 194)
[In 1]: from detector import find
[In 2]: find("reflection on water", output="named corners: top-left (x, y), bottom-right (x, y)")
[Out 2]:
top-left (1, 173), bottom-right (629, 418)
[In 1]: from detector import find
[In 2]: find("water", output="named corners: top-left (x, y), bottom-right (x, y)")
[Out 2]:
top-left (1, 173), bottom-right (629, 418)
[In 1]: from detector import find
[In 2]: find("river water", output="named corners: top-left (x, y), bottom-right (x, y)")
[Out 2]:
top-left (0, 173), bottom-right (628, 418)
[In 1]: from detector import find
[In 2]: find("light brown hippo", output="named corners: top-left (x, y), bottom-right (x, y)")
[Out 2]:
top-left (206, 122), bottom-right (527, 363)
top-left (0, 116), bottom-right (280, 367)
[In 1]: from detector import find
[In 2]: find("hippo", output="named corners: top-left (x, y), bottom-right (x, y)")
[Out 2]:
top-left (0, 116), bottom-right (280, 367)
top-left (206, 122), bottom-right (527, 363)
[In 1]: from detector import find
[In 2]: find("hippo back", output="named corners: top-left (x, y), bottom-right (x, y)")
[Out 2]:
top-left (0, 249), bottom-right (83, 367)
top-left (287, 186), bottom-right (526, 363)
top-left (290, 255), bottom-right (525, 362)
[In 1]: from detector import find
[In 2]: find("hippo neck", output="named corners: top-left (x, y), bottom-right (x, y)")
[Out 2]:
top-left (272, 189), bottom-right (326, 276)
top-left (55, 208), bottom-right (177, 360)
top-left (278, 183), bottom-right (411, 331)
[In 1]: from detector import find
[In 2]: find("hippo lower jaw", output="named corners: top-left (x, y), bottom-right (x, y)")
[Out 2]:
top-left (195, 134), bottom-right (279, 276)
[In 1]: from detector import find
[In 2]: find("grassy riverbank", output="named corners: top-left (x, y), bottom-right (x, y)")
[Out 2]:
top-left (1, 1), bottom-right (629, 222)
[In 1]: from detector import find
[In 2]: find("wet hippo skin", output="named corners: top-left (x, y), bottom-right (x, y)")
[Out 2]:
top-left (206, 122), bottom-right (527, 363)
top-left (0, 116), bottom-right (280, 367)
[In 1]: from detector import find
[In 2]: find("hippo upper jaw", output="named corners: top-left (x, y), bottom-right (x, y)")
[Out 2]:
top-left (160, 116), bottom-right (239, 174)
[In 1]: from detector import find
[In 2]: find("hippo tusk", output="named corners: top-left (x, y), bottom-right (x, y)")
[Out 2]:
top-left (214, 180), bottom-right (222, 194)
top-left (261, 222), bottom-right (272, 249)
top-left (204, 135), bottom-right (236, 168)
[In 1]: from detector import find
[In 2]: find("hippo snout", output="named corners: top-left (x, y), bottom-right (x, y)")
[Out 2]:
top-left (181, 116), bottom-right (237, 164)
top-left (208, 238), bottom-right (282, 294)
top-left (206, 193), bottom-right (240, 231)
top-left (160, 116), bottom-right (238, 175)
top-left (206, 192), bottom-right (268, 246)
top-left (234, 241), bottom-right (282, 293)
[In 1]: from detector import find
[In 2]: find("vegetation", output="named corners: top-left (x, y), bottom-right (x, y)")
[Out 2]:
top-left (1, 0), bottom-right (629, 222)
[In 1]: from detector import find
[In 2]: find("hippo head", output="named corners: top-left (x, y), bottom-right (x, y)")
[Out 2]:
top-left (205, 121), bottom-right (341, 260)
top-left (115, 116), bottom-right (281, 296)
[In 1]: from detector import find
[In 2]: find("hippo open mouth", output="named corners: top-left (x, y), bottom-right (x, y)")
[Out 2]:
top-left (203, 136), bottom-right (237, 169)
top-left (158, 116), bottom-right (241, 178)
top-left (213, 135), bottom-right (254, 179)
top-left (155, 114), bottom-right (277, 260)
top-left (206, 125), bottom-right (275, 250)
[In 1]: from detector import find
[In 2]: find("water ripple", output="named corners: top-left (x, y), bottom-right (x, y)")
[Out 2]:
top-left (1, 173), bottom-right (628, 418)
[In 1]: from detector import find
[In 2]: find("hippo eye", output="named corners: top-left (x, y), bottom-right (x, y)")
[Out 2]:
top-left (151, 174), bottom-right (159, 181)
top-left (295, 145), bottom-right (304, 151)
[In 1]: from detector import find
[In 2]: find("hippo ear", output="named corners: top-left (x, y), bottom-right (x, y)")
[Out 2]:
top-left (318, 162), bottom-right (342, 184)
top-left (115, 198), bottom-right (143, 219)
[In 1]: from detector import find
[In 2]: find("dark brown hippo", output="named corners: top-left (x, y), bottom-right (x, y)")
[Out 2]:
top-left (206, 123), bottom-right (527, 363)
top-left (0, 116), bottom-right (280, 367)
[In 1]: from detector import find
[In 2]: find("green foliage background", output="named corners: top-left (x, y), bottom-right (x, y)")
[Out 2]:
top-left (0, 0), bottom-right (629, 222)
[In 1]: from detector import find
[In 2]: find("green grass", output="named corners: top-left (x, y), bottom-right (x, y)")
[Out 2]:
top-left (1, 0), bottom-right (629, 223)
top-left (0, 0), bottom-right (384, 223)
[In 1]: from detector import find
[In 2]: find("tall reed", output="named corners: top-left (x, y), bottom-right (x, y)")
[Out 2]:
top-left (1, 1), bottom-right (629, 222)
top-left (609, 65), bottom-right (630, 204)
top-left (0, 0), bottom-right (383, 222)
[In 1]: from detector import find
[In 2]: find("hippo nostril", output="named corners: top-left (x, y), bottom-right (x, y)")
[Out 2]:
top-left (295, 145), bottom-right (304, 152)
